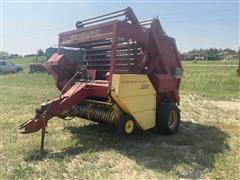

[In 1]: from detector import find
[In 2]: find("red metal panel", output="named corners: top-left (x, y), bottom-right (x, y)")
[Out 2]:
top-left (43, 53), bottom-right (75, 91)
top-left (59, 22), bottom-right (115, 46)
top-left (87, 69), bottom-right (96, 80)
top-left (116, 21), bottom-right (149, 44)
top-left (153, 74), bottom-right (177, 92)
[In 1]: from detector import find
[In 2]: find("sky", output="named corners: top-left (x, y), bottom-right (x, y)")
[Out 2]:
top-left (1, 0), bottom-right (239, 55)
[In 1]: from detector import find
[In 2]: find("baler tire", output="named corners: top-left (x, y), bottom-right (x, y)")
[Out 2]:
top-left (118, 115), bottom-right (135, 136)
top-left (156, 102), bottom-right (180, 135)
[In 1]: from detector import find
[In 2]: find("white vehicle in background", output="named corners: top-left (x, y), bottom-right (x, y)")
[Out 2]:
top-left (0, 60), bottom-right (23, 74)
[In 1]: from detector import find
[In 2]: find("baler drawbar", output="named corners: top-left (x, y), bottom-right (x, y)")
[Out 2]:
top-left (19, 7), bottom-right (183, 151)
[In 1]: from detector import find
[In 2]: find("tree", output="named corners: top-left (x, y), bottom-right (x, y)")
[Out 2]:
top-left (37, 49), bottom-right (44, 56)
top-left (35, 49), bottom-right (45, 63)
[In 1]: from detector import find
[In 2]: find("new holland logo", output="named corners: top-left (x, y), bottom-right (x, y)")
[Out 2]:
top-left (73, 29), bottom-right (100, 39)
top-left (60, 29), bottom-right (102, 44)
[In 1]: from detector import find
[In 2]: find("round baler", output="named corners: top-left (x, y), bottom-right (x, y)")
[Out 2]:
top-left (19, 7), bottom-right (183, 151)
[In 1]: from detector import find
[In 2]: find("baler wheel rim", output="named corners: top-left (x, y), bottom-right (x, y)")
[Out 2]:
top-left (168, 110), bottom-right (178, 130)
top-left (125, 120), bottom-right (134, 134)
top-left (118, 115), bottom-right (135, 136)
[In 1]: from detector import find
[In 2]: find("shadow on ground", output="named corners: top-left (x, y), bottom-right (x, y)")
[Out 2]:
top-left (25, 121), bottom-right (229, 179)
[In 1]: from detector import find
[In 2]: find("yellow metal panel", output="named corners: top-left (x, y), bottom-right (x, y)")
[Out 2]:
top-left (111, 74), bottom-right (120, 95)
top-left (111, 74), bottom-right (156, 130)
top-left (121, 94), bottom-right (155, 113)
top-left (112, 74), bottom-right (156, 97)
top-left (111, 94), bottom-right (130, 114)
top-left (133, 110), bottom-right (156, 130)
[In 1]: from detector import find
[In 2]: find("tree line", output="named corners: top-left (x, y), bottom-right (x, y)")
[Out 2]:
top-left (182, 48), bottom-right (238, 60)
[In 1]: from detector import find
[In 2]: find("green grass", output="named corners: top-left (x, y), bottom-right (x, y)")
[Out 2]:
top-left (181, 61), bottom-right (240, 100)
top-left (0, 58), bottom-right (239, 179)
top-left (183, 60), bottom-right (238, 65)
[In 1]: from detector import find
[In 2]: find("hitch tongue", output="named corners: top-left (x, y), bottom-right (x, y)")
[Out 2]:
top-left (19, 101), bottom-right (49, 134)
top-left (19, 116), bottom-right (48, 151)
top-left (19, 117), bottom-right (46, 134)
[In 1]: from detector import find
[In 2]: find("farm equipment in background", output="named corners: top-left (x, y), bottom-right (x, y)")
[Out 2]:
top-left (29, 64), bottom-right (46, 73)
top-left (19, 7), bottom-right (183, 151)
top-left (28, 55), bottom-right (46, 73)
